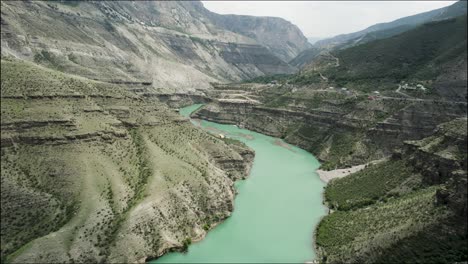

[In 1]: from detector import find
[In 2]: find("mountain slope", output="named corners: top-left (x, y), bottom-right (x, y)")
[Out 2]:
top-left (317, 118), bottom-right (467, 263)
top-left (300, 15), bottom-right (467, 100)
top-left (0, 1), bottom-right (309, 91)
top-left (188, 15), bottom-right (467, 171)
top-left (289, 47), bottom-right (323, 68)
top-left (0, 57), bottom-right (254, 263)
top-left (315, 0), bottom-right (467, 50)
top-left (204, 11), bottom-right (312, 62)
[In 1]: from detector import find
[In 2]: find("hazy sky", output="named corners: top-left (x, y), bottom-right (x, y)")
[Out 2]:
top-left (201, 1), bottom-right (457, 38)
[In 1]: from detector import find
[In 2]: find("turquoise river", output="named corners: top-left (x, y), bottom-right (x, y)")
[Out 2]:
top-left (154, 104), bottom-right (326, 263)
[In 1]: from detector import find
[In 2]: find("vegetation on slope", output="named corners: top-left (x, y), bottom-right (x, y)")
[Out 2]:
top-left (224, 14), bottom-right (467, 172)
top-left (252, 15), bottom-right (466, 95)
top-left (317, 187), bottom-right (453, 263)
top-left (251, 84), bottom-right (409, 168)
top-left (0, 58), bottom-right (253, 263)
top-left (316, 120), bottom-right (468, 263)
top-left (373, 222), bottom-right (468, 264)
top-left (314, 0), bottom-right (467, 50)
top-left (309, 16), bottom-right (468, 92)
top-left (325, 160), bottom-right (421, 210)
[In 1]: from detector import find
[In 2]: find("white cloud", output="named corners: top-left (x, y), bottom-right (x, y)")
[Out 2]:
top-left (201, 1), bottom-right (457, 38)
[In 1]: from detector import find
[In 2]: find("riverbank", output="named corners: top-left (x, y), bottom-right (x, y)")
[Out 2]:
top-left (316, 159), bottom-right (385, 183)
top-left (156, 104), bottom-right (325, 263)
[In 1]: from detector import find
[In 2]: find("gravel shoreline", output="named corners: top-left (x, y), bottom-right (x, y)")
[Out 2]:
top-left (317, 159), bottom-right (385, 183)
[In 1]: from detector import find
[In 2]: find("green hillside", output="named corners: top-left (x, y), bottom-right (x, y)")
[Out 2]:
top-left (315, 0), bottom-right (467, 50)
top-left (323, 16), bottom-right (467, 90)
top-left (248, 15), bottom-right (467, 98)
top-left (316, 118), bottom-right (468, 263)
top-left (325, 160), bottom-right (421, 211)
top-left (0, 58), bottom-right (253, 263)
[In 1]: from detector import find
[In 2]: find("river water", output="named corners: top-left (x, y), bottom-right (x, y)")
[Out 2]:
top-left (154, 104), bottom-right (326, 263)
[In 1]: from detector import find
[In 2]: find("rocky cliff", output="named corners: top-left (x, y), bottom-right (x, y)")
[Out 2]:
top-left (189, 83), bottom-right (466, 169)
top-left (204, 11), bottom-right (312, 62)
top-left (0, 1), bottom-right (308, 91)
top-left (0, 58), bottom-right (254, 263)
top-left (405, 118), bottom-right (467, 219)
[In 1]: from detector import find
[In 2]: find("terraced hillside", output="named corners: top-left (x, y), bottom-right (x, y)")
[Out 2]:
top-left (1, 2), bottom-right (466, 264)
top-left (316, 118), bottom-right (467, 263)
top-left (0, 58), bottom-right (254, 263)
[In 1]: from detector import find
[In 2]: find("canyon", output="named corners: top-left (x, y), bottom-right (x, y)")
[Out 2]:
top-left (1, 1), bottom-right (467, 263)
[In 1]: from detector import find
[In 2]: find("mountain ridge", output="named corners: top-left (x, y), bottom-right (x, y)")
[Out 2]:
top-left (315, 1), bottom-right (467, 50)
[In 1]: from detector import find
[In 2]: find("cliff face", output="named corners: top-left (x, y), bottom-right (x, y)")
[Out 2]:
top-left (0, 1), bottom-right (308, 91)
top-left (205, 12), bottom-right (312, 62)
top-left (404, 118), bottom-right (467, 219)
top-left (0, 58), bottom-right (254, 263)
top-left (188, 83), bottom-right (466, 169)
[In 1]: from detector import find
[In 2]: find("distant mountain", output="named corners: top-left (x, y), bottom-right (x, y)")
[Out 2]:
top-left (203, 10), bottom-right (312, 62)
top-left (307, 37), bottom-right (324, 44)
top-left (289, 47), bottom-right (323, 68)
top-left (315, 1), bottom-right (467, 49)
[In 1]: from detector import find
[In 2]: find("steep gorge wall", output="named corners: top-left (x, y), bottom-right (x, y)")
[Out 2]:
top-left (191, 99), bottom-right (467, 167)
top-left (204, 11), bottom-right (311, 62)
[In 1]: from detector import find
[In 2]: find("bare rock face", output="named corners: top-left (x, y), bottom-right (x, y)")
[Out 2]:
top-left (204, 11), bottom-right (312, 62)
top-left (0, 1), bottom-right (309, 92)
top-left (404, 118), bottom-right (467, 220)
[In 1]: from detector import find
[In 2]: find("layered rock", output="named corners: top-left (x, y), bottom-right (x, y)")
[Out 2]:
top-left (187, 83), bottom-right (466, 169)
top-left (0, 58), bottom-right (254, 263)
top-left (0, 1), bottom-right (308, 91)
top-left (404, 118), bottom-right (467, 219)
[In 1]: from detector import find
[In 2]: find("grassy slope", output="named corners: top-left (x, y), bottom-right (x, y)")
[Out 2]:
top-left (255, 85), bottom-right (408, 169)
top-left (316, 124), bottom-right (467, 263)
top-left (238, 15), bottom-right (466, 170)
top-left (317, 187), bottom-right (452, 263)
top-left (284, 15), bottom-right (466, 91)
top-left (0, 58), bottom-right (251, 263)
top-left (325, 160), bottom-right (421, 210)
top-left (324, 16), bottom-right (467, 91)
